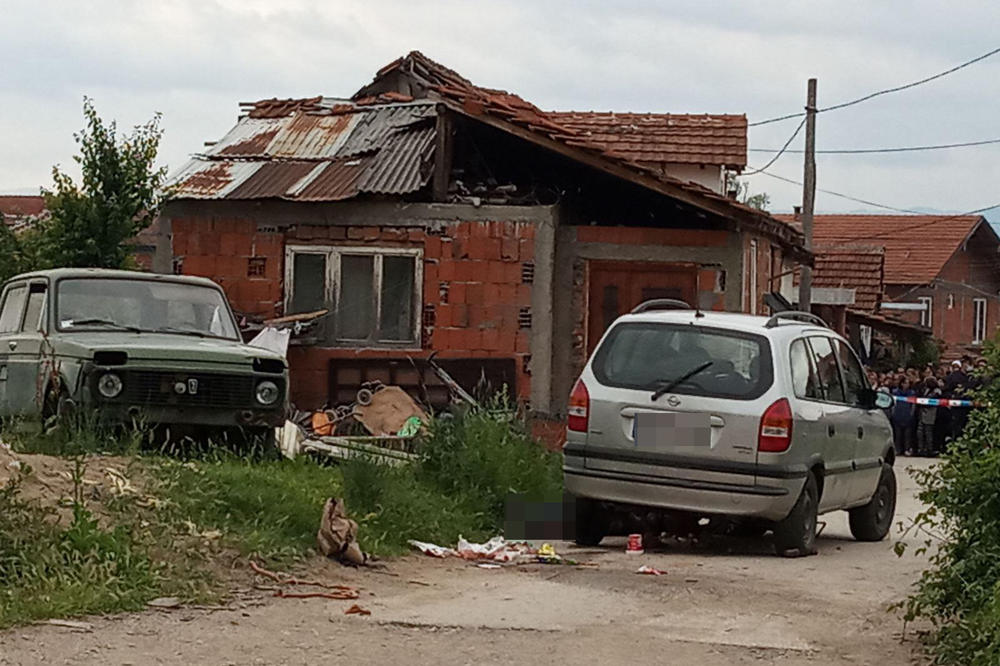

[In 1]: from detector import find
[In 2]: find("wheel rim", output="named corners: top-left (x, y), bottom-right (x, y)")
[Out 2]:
top-left (874, 480), bottom-right (891, 526)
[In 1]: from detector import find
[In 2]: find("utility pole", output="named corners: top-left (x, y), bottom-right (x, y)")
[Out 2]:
top-left (798, 78), bottom-right (817, 312)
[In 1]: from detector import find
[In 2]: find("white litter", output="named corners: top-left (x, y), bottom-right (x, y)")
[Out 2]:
top-left (248, 326), bottom-right (291, 357)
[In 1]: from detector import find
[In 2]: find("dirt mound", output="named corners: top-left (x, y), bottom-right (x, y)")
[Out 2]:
top-left (1, 443), bottom-right (147, 523)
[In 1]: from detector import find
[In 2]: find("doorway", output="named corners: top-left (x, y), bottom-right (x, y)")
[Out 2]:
top-left (586, 260), bottom-right (698, 353)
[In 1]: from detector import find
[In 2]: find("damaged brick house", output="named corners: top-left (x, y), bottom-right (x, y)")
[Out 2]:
top-left (161, 52), bottom-right (807, 436)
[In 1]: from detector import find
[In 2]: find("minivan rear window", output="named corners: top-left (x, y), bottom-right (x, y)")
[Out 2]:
top-left (591, 323), bottom-right (773, 400)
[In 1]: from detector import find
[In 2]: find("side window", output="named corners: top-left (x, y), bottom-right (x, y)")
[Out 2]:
top-left (806, 336), bottom-right (846, 403)
top-left (789, 339), bottom-right (822, 400)
top-left (21, 285), bottom-right (47, 333)
top-left (0, 286), bottom-right (27, 334)
top-left (834, 339), bottom-right (868, 406)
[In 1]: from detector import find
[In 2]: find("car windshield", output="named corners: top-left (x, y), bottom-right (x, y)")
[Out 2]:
top-left (57, 278), bottom-right (239, 340)
top-left (591, 322), bottom-right (773, 400)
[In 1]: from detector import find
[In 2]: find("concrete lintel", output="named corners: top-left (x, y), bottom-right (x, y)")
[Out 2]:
top-left (162, 199), bottom-right (557, 227)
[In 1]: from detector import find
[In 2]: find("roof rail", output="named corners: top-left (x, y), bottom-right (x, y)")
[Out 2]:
top-left (630, 299), bottom-right (693, 314)
top-left (764, 311), bottom-right (829, 329)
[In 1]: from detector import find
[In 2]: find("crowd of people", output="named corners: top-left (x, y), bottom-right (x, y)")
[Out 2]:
top-left (866, 358), bottom-right (988, 457)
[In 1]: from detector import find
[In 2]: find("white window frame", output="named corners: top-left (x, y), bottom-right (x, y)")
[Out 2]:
top-left (973, 297), bottom-right (988, 344)
top-left (918, 296), bottom-right (932, 328)
top-left (747, 239), bottom-right (758, 315)
top-left (284, 244), bottom-right (423, 348)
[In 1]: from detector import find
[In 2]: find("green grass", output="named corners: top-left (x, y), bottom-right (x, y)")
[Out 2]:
top-left (0, 465), bottom-right (159, 629)
top-left (0, 402), bottom-right (564, 627)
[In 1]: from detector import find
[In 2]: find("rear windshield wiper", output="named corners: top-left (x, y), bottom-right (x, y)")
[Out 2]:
top-left (651, 361), bottom-right (714, 401)
top-left (64, 318), bottom-right (142, 333)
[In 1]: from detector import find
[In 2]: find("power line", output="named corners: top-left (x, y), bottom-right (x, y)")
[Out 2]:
top-left (742, 117), bottom-right (806, 175)
top-left (745, 167), bottom-right (1000, 239)
top-left (748, 136), bottom-right (1000, 155)
top-left (748, 45), bottom-right (1000, 127)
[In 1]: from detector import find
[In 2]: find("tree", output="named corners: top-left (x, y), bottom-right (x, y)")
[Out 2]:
top-left (725, 174), bottom-right (770, 211)
top-left (36, 98), bottom-right (170, 269)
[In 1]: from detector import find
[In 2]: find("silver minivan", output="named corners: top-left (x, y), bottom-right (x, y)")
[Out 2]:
top-left (563, 302), bottom-right (897, 557)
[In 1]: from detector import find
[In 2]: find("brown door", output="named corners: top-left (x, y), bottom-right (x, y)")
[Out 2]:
top-left (587, 261), bottom-right (698, 353)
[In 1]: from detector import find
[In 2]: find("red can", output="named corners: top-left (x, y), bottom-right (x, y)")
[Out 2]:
top-left (626, 533), bottom-right (644, 555)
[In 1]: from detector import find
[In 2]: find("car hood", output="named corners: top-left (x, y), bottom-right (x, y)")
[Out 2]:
top-left (55, 332), bottom-right (285, 367)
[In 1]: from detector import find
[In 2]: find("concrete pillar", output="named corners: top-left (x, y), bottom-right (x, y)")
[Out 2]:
top-left (529, 210), bottom-right (557, 416)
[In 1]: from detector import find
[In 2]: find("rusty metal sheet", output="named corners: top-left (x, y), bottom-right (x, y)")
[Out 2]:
top-left (293, 158), bottom-right (370, 201)
top-left (358, 122), bottom-right (435, 194)
top-left (337, 103), bottom-right (436, 157)
top-left (225, 161), bottom-right (319, 200)
top-left (170, 159), bottom-right (263, 199)
top-left (206, 118), bottom-right (286, 157)
top-left (268, 113), bottom-right (359, 159)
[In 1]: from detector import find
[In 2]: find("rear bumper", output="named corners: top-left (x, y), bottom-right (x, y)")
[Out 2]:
top-left (563, 463), bottom-right (804, 522)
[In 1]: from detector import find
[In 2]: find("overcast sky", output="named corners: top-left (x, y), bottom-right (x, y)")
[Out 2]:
top-left (2, 1), bottom-right (999, 224)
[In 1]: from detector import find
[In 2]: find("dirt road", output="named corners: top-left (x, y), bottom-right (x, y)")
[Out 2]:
top-left (0, 460), bottom-right (934, 665)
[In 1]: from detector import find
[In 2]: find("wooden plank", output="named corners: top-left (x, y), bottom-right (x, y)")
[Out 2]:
top-left (432, 109), bottom-right (453, 202)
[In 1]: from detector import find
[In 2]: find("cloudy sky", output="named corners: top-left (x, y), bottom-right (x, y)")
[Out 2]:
top-left (2, 1), bottom-right (999, 223)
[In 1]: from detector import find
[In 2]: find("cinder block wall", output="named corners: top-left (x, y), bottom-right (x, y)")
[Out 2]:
top-left (171, 215), bottom-right (536, 410)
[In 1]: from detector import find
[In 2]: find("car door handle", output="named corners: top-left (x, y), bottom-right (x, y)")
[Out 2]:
top-left (7, 341), bottom-right (16, 350)
top-left (827, 424), bottom-right (835, 437)
top-left (857, 426), bottom-right (864, 440)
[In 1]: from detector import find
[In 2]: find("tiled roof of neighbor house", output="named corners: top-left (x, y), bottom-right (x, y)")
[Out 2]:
top-left (812, 244), bottom-right (884, 311)
top-left (546, 112), bottom-right (747, 170)
top-left (0, 195), bottom-right (46, 232)
top-left (0, 195), bottom-right (45, 217)
top-left (776, 214), bottom-right (985, 285)
top-left (169, 100), bottom-right (437, 201)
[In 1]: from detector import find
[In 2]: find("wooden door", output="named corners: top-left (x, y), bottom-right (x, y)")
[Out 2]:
top-left (587, 261), bottom-right (698, 353)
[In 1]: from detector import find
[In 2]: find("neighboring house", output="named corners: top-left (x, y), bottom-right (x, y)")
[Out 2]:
top-left (162, 51), bottom-right (807, 438)
top-left (0, 195), bottom-right (46, 232)
top-left (779, 213), bottom-right (1000, 359)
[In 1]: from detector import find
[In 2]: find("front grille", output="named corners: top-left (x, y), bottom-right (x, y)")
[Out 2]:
top-left (121, 371), bottom-right (258, 409)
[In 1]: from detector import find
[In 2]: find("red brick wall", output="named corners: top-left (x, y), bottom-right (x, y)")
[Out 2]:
top-left (170, 216), bottom-right (535, 409)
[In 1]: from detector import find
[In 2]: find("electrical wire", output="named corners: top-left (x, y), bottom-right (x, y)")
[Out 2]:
top-left (748, 137), bottom-right (1000, 154)
top-left (745, 167), bottom-right (1000, 240)
top-left (748, 45), bottom-right (1000, 127)
top-left (742, 117), bottom-right (806, 175)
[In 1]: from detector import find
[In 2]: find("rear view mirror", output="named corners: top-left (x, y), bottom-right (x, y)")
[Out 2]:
top-left (874, 391), bottom-right (893, 410)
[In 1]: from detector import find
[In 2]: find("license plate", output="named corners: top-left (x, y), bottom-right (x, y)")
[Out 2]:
top-left (633, 412), bottom-right (711, 448)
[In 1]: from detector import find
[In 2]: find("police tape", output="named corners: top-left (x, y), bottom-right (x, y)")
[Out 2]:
top-left (890, 395), bottom-right (979, 407)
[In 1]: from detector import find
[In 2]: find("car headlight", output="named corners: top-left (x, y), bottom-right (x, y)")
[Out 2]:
top-left (98, 372), bottom-right (123, 399)
top-left (255, 380), bottom-right (280, 406)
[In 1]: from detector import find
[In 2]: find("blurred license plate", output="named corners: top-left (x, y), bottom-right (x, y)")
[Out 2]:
top-left (633, 412), bottom-right (711, 448)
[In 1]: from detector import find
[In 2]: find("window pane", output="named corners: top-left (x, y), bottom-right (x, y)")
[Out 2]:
top-left (339, 255), bottom-right (375, 340)
top-left (379, 255), bottom-right (415, 341)
top-left (790, 339), bottom-right (822, 400)
top-left (834, 339), bottom-right (867, 405)
top-left (0, 287), bottom-right (26, 333)
top-left (807, 336), bottom-right (846, 403)
top-left (21, 289), bottom-right (46, 332)
top-left (291, 254), bottom-right (327, 315)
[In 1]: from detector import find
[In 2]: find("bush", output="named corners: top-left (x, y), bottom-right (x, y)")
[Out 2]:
top-left (898, 337), bottom-right (1000, 664)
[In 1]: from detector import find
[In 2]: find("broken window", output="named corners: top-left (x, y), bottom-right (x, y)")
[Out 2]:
top-left (286, 245), bottom-right (422, 346)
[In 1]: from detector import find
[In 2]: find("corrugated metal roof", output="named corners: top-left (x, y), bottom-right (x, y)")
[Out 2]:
top-left (226, 161), bottom-right (320, 200)
top-left (338, 104), bottom-right (436, 157)
top-left (295, 158), bottom-right (370, 201)
top-left (358, 122), bottom-right (435, 194)
top-left (169, 102), bottom-right (435, 202)
top-left (171, 160), bottom-right (263, 199)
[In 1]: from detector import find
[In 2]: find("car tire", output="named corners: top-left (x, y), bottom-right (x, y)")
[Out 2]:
top-left (773, 473), bottom-right (818, 557)
top-left (848, 463), bottom-right (896, 542)
top-left (569, 495), bottom-right (606, 547)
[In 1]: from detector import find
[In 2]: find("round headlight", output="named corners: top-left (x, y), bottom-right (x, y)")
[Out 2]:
top-left (256, 380), bottom-right (280, 406)
top-left (97, 373), bottom-right (123, 399)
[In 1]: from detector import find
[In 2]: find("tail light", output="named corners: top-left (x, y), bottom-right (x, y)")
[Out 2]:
top-left (568, 379), bottom-right (590, 432)
top-left (758, 398), bottom-right (793, 452)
